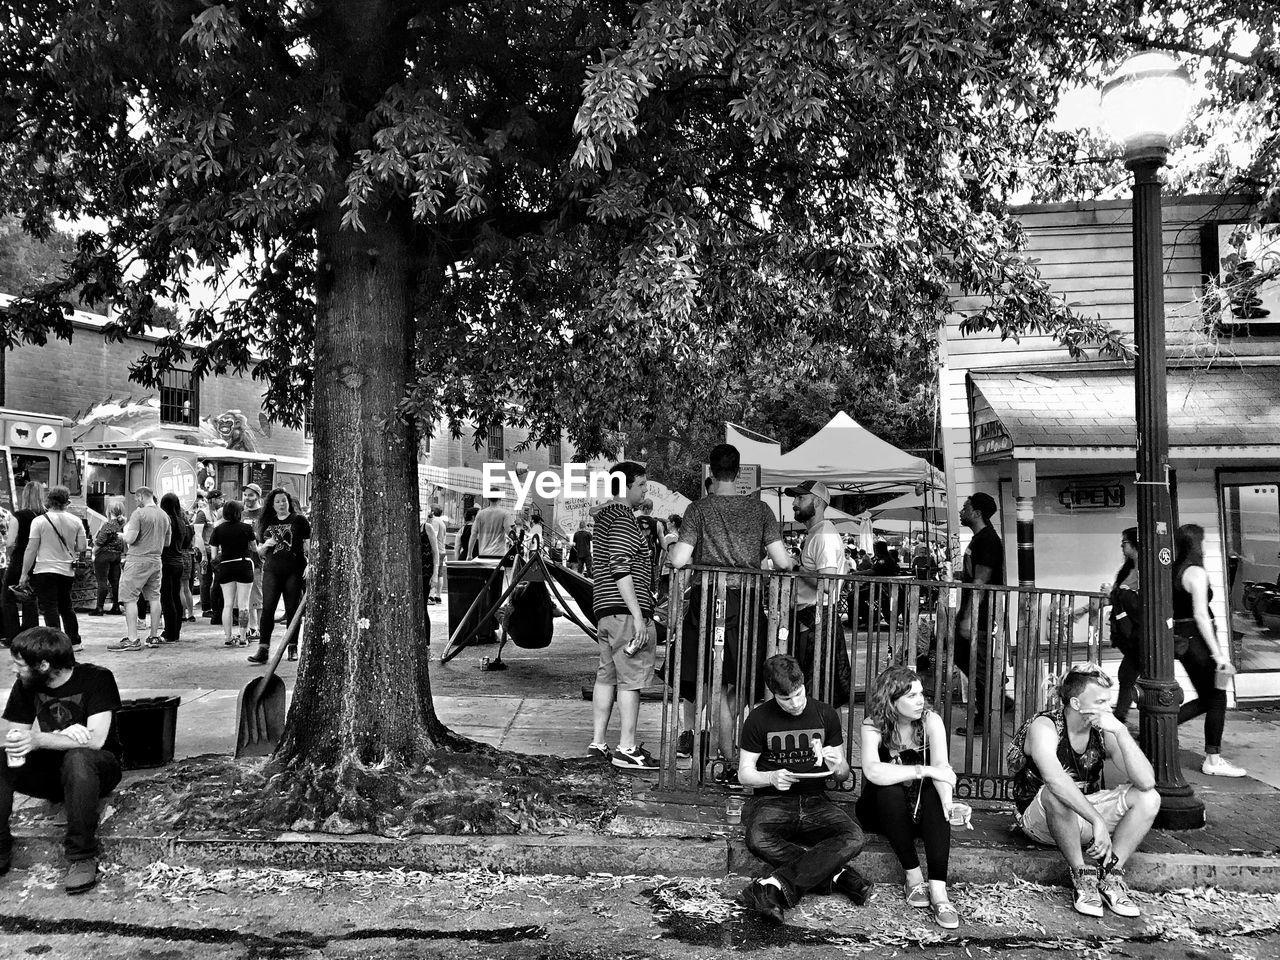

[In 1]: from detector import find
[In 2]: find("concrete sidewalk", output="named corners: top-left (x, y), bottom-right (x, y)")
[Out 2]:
top-left (5, 603), bottom-right (1280, 890)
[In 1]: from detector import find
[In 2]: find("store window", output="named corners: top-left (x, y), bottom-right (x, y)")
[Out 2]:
top-left (487, 426), bottom-right (504, 462)
top-left (12, 453), bottom-right (53, 492)
top-left (1221, 475), bottom-right (1280, 673)
top-left (160, 368), bottom-right (200, 425)
top-left (1202, 222), bottom-right (1280, 339)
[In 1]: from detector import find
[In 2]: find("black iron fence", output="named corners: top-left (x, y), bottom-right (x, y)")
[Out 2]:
top-left (654, 566), bottom-right (1107, 801)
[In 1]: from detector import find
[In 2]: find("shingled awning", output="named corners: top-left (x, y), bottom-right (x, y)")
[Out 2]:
top-left (967, 365), bottom-right (1280, 462)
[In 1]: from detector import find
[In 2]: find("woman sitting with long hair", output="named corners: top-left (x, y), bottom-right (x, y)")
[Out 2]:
top-left (857, 665), bottom-right (959, 929)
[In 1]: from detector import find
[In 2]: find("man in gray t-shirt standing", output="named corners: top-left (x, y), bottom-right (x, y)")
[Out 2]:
top-left (107, 486), bottom-right (171, 651)
top-left (467, 497), bottom-right (516, 559)
top-left (668, 444), bottom-right (792, 767)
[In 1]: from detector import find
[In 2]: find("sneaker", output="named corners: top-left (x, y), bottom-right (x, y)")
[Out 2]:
top-left (931, 900), bottom-right (960, 929)
top-left (236, 637), bottom-right (250, 647)
top-left (64, 858), bottom-right (97, 895)
top-left (145, 636), bottom-right (163, 648)
top-left (107, 637), bottom-right (143, 652)
top-left (1098, 866), bottom-right (1141, 918)
top-left (587, 743), bottom-right (611, 761)
top-left (675, 731), bottom-right (694, 759)
top-left (832, 868), bottom-right (874, 906)
top-left (740, 881), bottom-right (786, 924)
top-left (905, 881), bottom-right (930, 908)
top-left (224, 636), bottom-right (239, 646)
top-left (247, 629), bottom-right (260, 641)
top-left (1072, 866), bottom-right (1104, 918)
top-left (1202, 755), bottom-right (1247, 778)
top-left (161, 635), bottom-right (179, 643)
top-left (611, 744), bottom-right (659, 771)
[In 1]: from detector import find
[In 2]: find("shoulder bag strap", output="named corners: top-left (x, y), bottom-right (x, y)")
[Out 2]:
top-left (41, 514), bottom-right (75, 558)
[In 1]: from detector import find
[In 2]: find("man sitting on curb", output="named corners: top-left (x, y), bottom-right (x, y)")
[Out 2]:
top-left (2, 627), bottom-right (123, 894)
top-left (737, 655), bottom-right (872, 922)
top-left (1010, 663), bottom-right (1160, 918)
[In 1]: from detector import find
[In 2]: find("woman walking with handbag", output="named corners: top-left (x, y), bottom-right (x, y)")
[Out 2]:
top-left (857, 665), bottom-right (960, 929)
top-left (1173, 524), bottom-right (1246, 777)
top-left (18, 485), bottom-right (88, 648)
top-left (3, 481), bottom-right (45, 644)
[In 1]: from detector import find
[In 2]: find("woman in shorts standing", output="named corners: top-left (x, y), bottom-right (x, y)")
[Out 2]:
top-left (209, 500), bottom-right (257, 648)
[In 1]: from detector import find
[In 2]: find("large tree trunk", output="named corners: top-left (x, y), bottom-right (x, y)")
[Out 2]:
top-left (274, 200), bottom-right (448, 768)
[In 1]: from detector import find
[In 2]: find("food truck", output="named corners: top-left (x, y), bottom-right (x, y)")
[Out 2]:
top-left (0, 408), bottom-right (81, 513)
top-left (74, 440), bottom-right (312, 517)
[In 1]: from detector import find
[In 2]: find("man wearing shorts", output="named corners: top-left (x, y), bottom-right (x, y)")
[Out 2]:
top-left (588, 461), bottom-right (659, 771)
top-left (668, 443), bottom-right (792, 771)
top-left (107, 487), bottom-right (169, 652)
top-left (1012, 664), bottom-right (1160, 918)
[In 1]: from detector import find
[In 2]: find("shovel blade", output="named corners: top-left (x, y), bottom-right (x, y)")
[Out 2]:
top-left (235, 675), bottom-right (287, 758)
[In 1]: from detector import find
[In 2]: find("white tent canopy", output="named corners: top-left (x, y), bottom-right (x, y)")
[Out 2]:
top-left (872, 489), bottom-right (948, 524)
top-left (726, 422), bottom-right (784, 469)
top-left (755, 412), bottom-right (942, 491)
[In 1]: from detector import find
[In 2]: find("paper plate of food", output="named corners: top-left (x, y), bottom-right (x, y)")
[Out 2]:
top-left (789, 767), bottom-right (833, 779)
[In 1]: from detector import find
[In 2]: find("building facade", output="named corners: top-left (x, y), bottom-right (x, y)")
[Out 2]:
top-left (939, 196), bottom-right (1280, 703)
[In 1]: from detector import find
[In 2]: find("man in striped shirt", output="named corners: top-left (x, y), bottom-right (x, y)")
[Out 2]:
top-left (588, 461), bottom-right (659, 771)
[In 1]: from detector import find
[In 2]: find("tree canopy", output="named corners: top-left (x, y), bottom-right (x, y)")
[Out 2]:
top-left (2, 0), bottom-right (1275, 777)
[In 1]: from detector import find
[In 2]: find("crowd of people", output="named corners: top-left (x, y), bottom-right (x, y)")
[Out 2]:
top-left (0, 441), bottom-right (1251, 911)
top-left (0, 481), bottom-right (310, 666)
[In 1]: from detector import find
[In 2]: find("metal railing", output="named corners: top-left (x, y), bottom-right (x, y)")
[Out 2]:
top-left (654, 566), bottom-right (1107, 801)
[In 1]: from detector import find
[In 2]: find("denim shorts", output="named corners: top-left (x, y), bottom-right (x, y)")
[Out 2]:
top-left (1017, 783), bottom-right (1133, 845)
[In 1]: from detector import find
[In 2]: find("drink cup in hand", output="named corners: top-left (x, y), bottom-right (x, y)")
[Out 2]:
top-left (1215, 662), bottom-right (1236, 691)
top-left (5, 729), bottom-right (24, 768)
top-left (624, 619), bottom-right (647, 657)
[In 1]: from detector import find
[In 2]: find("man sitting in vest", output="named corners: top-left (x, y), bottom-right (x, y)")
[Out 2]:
top-left (2, 627), bottom-right (123, 894)
top-left (1012, 664), bottom-right (1160, 918)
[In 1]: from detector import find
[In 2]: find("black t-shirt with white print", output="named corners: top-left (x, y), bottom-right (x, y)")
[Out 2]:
top-left (739, 698), bottom-right (843, 796)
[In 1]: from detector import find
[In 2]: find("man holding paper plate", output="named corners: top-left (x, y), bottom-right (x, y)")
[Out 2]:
top-left (736, 654), bottom-right (872, 923)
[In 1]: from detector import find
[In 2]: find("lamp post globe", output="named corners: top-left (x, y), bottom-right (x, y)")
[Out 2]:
top-left (1102, 51), bottom-right (1205, 829)
top-left (1100, 51), bottom-right (1193, 162)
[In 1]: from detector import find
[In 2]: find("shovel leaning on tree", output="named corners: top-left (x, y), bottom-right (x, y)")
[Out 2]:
top-left (235, 594), bottom-right (307, 758)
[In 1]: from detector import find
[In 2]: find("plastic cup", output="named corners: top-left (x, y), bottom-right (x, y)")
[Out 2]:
top-left (5, 730), bottom-right (24, 768)
top-left (948, 801), bottom-right (972, 829)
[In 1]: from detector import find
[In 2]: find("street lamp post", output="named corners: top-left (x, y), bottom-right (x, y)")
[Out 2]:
top-left (1100, 51), bottom-right (1205, 829)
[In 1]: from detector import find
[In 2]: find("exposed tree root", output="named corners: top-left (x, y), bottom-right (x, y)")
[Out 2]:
top-left (101, 745), bottom-right (628, 838)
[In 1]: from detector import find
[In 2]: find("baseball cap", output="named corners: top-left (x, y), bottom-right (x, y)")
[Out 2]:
top-left (783, 479), bottom-right (831, 505)
top-left (244, 483), bottom-right (263, 496)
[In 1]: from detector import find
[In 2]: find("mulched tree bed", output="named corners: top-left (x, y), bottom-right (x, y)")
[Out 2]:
top-left (67, 751), bottom-right (632, 839)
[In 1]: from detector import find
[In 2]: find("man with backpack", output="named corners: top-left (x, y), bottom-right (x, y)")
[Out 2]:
top-left (1009, 664), bottom-right (1160, 918)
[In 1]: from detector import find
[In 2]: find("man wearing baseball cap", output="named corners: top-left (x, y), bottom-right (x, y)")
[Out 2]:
top-left (785, 480), bottom-right (852, 705)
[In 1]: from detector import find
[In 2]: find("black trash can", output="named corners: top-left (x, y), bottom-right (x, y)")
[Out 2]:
top-left (116, 696), bottom-right (180, 770)
top-left (446, 560), bottom-right (501, 644)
